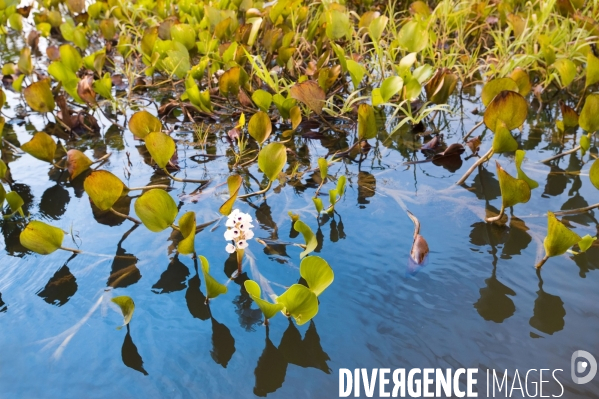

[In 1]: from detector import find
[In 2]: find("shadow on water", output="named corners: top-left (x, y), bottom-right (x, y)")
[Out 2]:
top-left (121, 324), bottom-right (148, 376)
top-left (151, 254), bottom-right (189, 294)
top-left (254, 320), bottom-right (330, 397)
top-left (529, 270), bottom-right (566, 336)
top-left (37, 253), bottom-right (78, 306)
top-left (0, 293), bottom-right (7, 312)
top-left (210, 316), bottom-right (236, 368)
top-left (107, 225), bottom-right (141, 289)
top-left (39, 184), bottom-right (70, 220)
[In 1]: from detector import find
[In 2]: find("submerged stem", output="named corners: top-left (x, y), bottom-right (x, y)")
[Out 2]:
top-left (109, 207), bottom-right (141, 224)
top-left (60, 246), bottom-right (82, 254)
top-left (485, 205), bottom-right (505, 223)
top-left (456, 147), bottom-right (494, 185)
top-left (128, 184), bottom-right (170, 191)
top-left (552, 203), bottom-right (599, 216)
top-left (539, 145), bottom-right (581, 163)
top-left (238, 180), bottom-right (273, 199)
top-left (163, 168), bottom-right (210, 185)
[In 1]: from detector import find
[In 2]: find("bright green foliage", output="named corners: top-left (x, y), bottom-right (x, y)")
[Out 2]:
top-left (177, 212), bottom-right (196, 255)
top-left (300, 256), bottom-right (334, 297)
top-left (129, 111), bottom-right (162, 139)
top-left (294, 220), bottom-right (317, 258)
top-left (219, 175), bottom-right (243, 216)
top-left (258, 142), bottom-right (287, 181)
top-left (200, 256), bottom-right (227, 300)
top-left (578, 235), bottom-right (597, 253)
top-left (248, 111), bottom-right (272, 146)
top-left (496, 161), bottom-right (531, 211)
top-left (134, 189), bottom-right (178, 232)
top-left (276, 284), bottom-right (319, 325)
top-left (580, 93), bottom-right (599, 133)
top-left (111, 296), bottom-right (135, 330)
top-left (542, 211), bottom-right (582, 260)
top-left (84, 171), bottom-right (125, 211)
top-left (244, 280), bottom-right (283, 320)
top-left (145, 132), bottom-right (176, 169)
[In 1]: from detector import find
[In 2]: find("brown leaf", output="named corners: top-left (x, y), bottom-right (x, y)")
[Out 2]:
top-left (466, 135), bottom-right (481, 154)
top-left (238, 89), bottom-right (253, 108)
top-left (77, 76), bottom-right (96, 105)
top-left (56, 95), bottom-right (74, 129)
top-left (407, 210), bottom-right (429, 266)
top-left (27, 31), bottom-right (40, 50)
top-left (290, 80), bottom-right (326, 115)
top-left (46, 46), bottom-right (60, 61)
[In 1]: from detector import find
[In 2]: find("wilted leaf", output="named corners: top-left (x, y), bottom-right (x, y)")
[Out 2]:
top-left (66, 149), bottom-right (93, 180)
top-left (358, 103), bottom-right (377, 140)
top-left (290, 81), bottom-right (325, 115)
top-left (300, 256), bottom-right (334, 297)
top-left (145, 132), bottom-right (176, 169)
top-left (129, 111), bottom-right (162, 139)
top-left (425, 68), bottom-right (458, 105)
top-left (294, 220), bottom-right (316, 258)
top-left (258, 142), bottom-right (287, 181)
top-left (496, 161), bottom-right (531, 210)
top-left (20, 220), bottom-right (64, 255)
top-left (77, 76), bottom-right (96, 105)
top-left (481, 78), bottom-right (519, 107)
top-left (21, 132), bottom-right (57, 163)
top-left (111, 296), bottom-right (135, 329)
top-left (244, 280), bottom-right (283, 319)
top-left (484, 90), bottom-right (528, 132)
top-left (177, 211), bottom-right (196, 254)
top-left (23, 79), bottom-right (55, 113)
top-left (200, 255), bottom-right (227, 299)
top-left (84, 170), bottom-right (125, 211)
top-left (560, 101), bottom-right (579, 128)
top-left (134, 189), bottom-right (178, 232)
top-left (248, 111), bottom-right (272, 146)
top-left (276, 284), bottom-right (318, 325)
top-left (219, 66), bottom-right (248, 97)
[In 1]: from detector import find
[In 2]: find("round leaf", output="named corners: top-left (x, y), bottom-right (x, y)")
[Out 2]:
top-left (483, 90), bottom-right (528, 132)
top-left (128, 111), bottom-right (162, 139)
top-left (23, 79), bottom-right (55, 113)
top-left (248, 111), bottom-right (272, 146)
top-left (21, 132), bottom-right (57, 163)
top-left (252, 89), bottom-right (273, 112)
top-left (66, 149), bottom-right (92, 180)
top-left (20, 220), bottom-right (64, 255)
top-left (258, 142), bottom-right (287, 182)
top-left (276, 284), bottom-right (318, 326)
top-left (84, 170), bottom-right (125, 211)
top-left (145, 132), bottom-right (176, 169)
top-left (300, 256), bottom-right (334, 297)
top-left (134, 189), bottom-right (178, 232)
top-left (579, 93), bottom-right (599, 133)
top-left (481, 78), bottom-right (519, 107)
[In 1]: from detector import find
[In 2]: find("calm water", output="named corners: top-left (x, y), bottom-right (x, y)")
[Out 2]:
top-left (1, 39), bottom-right (599, 399)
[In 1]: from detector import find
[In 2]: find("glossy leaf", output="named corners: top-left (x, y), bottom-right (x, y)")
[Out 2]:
top-left (481, 78), bottom-right (519, 107)
top-left (290, 81), bottom-right (325, 115)
top-left (129, 111), bottom-right (162, 139)
top-left (368, 15), bottom-right (388, 41)
top-left (294, 220), bottom-right (317, 258)
top-left (66, 149), bottom-right (93, 180)
top-left (515, 150), bottom-right (539, 189)
top-left (134, 189), bottom-right (178, 232)
top-left (578, 234), bottom-right (597, 253)
top-left (496, 161), bottom-right (531, 209)
top-left (579, 93), bottom-right (599, 133)
top-left (396, 20), bottom-right (428, 53)
top-left (21, 132), bottom-right (56, 163)
top-left (542, 211), bottom-right (581, 258)
top-left (492, 120), bottom-right (518, 153)
top-left (300, 256), bottom-right (334, 297)
top-left (483, 90), bottom-right (528, 132)
top-left (23, 79), bottom-right (55, 113)
top-left (358, 103), bottom-right (377, 140)
top-left (111, 296), bottom-right (135, 329)
top-left (177, 211), bottom-right (196, 255)
top-left (276, 284), bottom-right (318, 326)
top-left (258, 142), bottom-right (287, 182)
top-left (145, 132), bottom-right (175, 169)
top-left (248, 111), bottom-right (272, 146)
top-left (20, 220), bottom-right (64, 255)
top-left (318, 158), bottom-right (328, 181)
top-left (313, 197), bottom-right (323, 214)
top-left (380, 76), bottom-right (403, 103)
top-left (244, 280), bottom-right (283, 319)
top-left (219, 175), bottom-right (243, 216)
top-left (252, 89), bottom-right (272, 112)
top-left (200, 255), bottom-right (227, 299)
top-left (84, 170), bottom-right (125, 211)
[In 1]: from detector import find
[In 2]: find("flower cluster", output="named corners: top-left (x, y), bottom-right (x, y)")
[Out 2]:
top-left (224, 209), bottom-right (254, 253)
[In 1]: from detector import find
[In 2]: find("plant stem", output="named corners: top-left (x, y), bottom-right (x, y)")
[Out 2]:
top-left (456, 147), bottom-right (494, 185)
top-left (163, 168), bottom-right (210, 185)
top-left (462, 120), bottom-right (484, 142)
top-left (91, 152), bottom-right (111, 165)
top-left (539, 145), bottom-right (581, 163)
top-left (535, 255), bottom-right (549, 269)
top-left (128, 184), bottom-right (170, 191)
top-left (61, 246), bottom-right (82, 254)
top-left (485, 206), bottom-right (505, 223)
top-left (552, 203), bottom-right (599, 216)
top-left (109, 207), bottom-right (141, 224)
top-left (238, 180), bottom-right (272, 199)
top-left (236, 248), bottom-right (244, 275)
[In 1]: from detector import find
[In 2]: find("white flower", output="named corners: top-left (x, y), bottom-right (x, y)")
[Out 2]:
top-left (224, 209), bottom-right (254, 253)
top-left (224, 229), bottom-right (236, 241)
top-left (225, 244), bottom-right (236, 253)
top-left (244, 230), bottom-right (254, 240)
top-left (225, 218), bottom-right (236, 227)
top-left (237, 240), bottom-right (248, 249)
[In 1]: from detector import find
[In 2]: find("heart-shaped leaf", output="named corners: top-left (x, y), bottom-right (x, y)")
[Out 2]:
top-left (258, 142), bottom-right (287, 182)
top-left (251, 89), bottom-right (272, 112)
top-left (84, 170), bottom-right (125, 211)
top-left (484, 90), bottom-right (528, 132)
top-left (560, 101), bottom-right (579, 128)
top-left (509, 68), bottom-right (531, 96)
top-left (294, 220), bottom-right (317, 258)
top-left (200, 255), bottom-right (227, 299)
top-left (244, 280), bottom-right (283, 319)
top-left (290, 80), bottom-right (325, 115)
top-left (20, 220), bottom-right (64, 255)
top-left (542, 211), bottom-right (582, 259)
top-left (380, 76), bottom-right (403, 103)
top-left (481, 78), bottom-right (520, 107)
top-left (21, 132), bottom-right (57, 163)
top-left (66, 149), bottom-right (93, 180)
top-left (300, 256), bottom-right (334, 297)
top-left (128, 111), bottom-right (162, 139)
top-left (578, 234), bottom-right (597, 253)
top-left (496, 161), bottom-right (531, 209)
top-left (177, 211), bottom-right (196, 255)
top-left (515, 150), bottom-right (538, 189)
top-left (580, 93), bottom-right (599, 133)
top-left (358, 103), bottom-right (377, 140)
top-left (219, 175), bottom-right (243, 216)
top-left (111, 295), bottom-right (135, 329)
top-left (145, 132), bottom-right (175, 169)
top-left (134, 189), bottom-right (178, 232)
top-left (492, 120), bottom-right (518, 153)
top-left (248, 111), bottom-right (272, 146)
top-left (276, 284), bottom-right (318, 326)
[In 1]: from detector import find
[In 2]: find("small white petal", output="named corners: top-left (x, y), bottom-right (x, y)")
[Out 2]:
top-left (225, 218), bottom-right (236, 227)
top-left (224, 229), bottom-right (235, 241)
top-left (244, 230), bottom-right (254, 240)
top-left (237, 240), bottom-right (248, 249)
top-left (225, 244), bottom-right (236, 253)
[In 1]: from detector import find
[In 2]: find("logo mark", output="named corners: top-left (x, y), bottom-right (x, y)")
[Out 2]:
top-left (571, 350), bottom-right (597, 384)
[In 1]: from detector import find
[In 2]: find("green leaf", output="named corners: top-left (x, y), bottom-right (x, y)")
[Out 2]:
top-left (128, 111), bottom-right (162, 139)
top-left (244, 280), bottom-right (283, 319)
top-left (358, 104), bottom-right (377, 140)
top-left (66, 149), bottom-right (93, 180)
top-left (313, 197), bottom-right (323, 214)
top-left (483, 90), bottom-right (528, 133)
top-left (6, 191), bottom-right (24, 216)
top-left (294, 220), bottom-right (317, 258)
top-left (0, 185), bottom-right (5, 206)
top-left (23, 79), bottom-right (55, 113)
top-left (579, 93), bottom-right (599, 133)
top-left (578, 234), bottom-right (597, 253)
top-left (200, 255), bottom-right (227, 299)
top-left (276, 284), bottom-right (318, 325)
top-left (492, 120), bottom-right (518, 153)
top-left (590, 159), bottom-right (599, 190)
top-left (586, 51), bottom-right (599, 88)
top-left (219, 175), bottom-right (243, 216)
top-left (553, 59), bottom-right (577, 87)
top-left (248, 111), bottom-right (272, 146)
top-left (145, 132), bottom-right (175, 169)
top-left (170, 24), bottom-right (196, 51)
top-left (380, 76), bottom-right (403, 103)
top-left (177, 211), bottom-right (196, 255)
top-left (0, 159), bottom-right (7, 180)
top-left (396, 20), bottom-right (428, 53)
top-left (59, 44), bottom-right (82, 73)
top-left (542, 211), bottom-right (582, 259)
top-left (84, 170), bottom-right (125, 211)
top-left (346, 59), bottom-right (366, 88)
top-left (515, 150), bottom-right (538, 189)
top-left (481, 78), bottom-right (519, 107)
top-left (425, 68), bottom-right (458, 105)
top-left (318, 158), bottom-right (328, 181)
top-left (371, 88), bottom-right (384, 107)
top-left (509, 67), bottom-right (531, 96)
top-left (21, 132), bottom-right (56, 163)
top-left (134, 189), bottom-right (178, 232)
top-left (20, 220), bottom-right (64, 255)
top-left (581, 133), bottom-right (591, 155)
top-left (111, 296), bottom-right (135, 330)
top-left (300, 256), bottom-right (334, 297)
top-left (368, 15), bottom-right (388, 41)
top-left (258, 142), bottom-right (287, 181)
top-left (219, 66), bottom-right (248, 97)
top-left (329, 188), bottom-right (338, 210)
top-left (496, 161), bottom-right (531, 210)
top-left (325, 9), bottom-right (350, 40)
top-left (336, 175), bottom-right (347, 198)
top-left (93, 72), bottom-right (112, 100)
top-left (252, 89), bottom-right (273, 112)
top-left (17, 47), bottom-right (31, 75)
top-left (0, 89), bottom-right (5, 107)
top-left (290, 105), bottom-right (302, 130)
